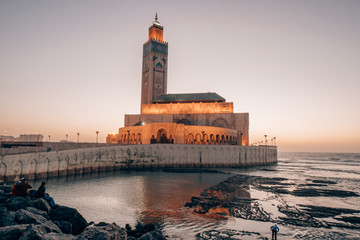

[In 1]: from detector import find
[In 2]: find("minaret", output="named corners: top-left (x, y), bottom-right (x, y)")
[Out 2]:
top-left (141, 14), bottom-right (168, 111)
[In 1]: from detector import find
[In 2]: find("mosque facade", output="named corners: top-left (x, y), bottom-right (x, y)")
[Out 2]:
top-left (107, 16), bottom-right (249, 146)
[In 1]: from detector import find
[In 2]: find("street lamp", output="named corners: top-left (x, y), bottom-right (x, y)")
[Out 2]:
top-left (66, 134), bottom-right (68, 142)
top-left (48, 135), bottom-right (50, 142)
top-left (271, 138), bottom-right (274, 145)
top-left (264, 135), bottom-right (267, 145)
top-left (274, 137), bottom-right (276, 146)
top-left (96, 131), bottom-right (99, 144)
top-left (77, 133), bottom-right (80, 143)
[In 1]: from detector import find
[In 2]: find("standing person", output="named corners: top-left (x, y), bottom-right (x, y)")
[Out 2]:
top-left (15, 178), bottom-right (32, 197)
top-left (37, 182), bottom-right (56, 207)
top-left (270, 224), bottom-right (279, 240)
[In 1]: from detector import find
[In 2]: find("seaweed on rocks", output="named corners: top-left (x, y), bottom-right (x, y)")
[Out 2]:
top-left (196, 229), bottom-right (267, 240)
top-left (298, 205), bottom-right (360, 218)
top-left (291, 188), bottom-right (359, 197)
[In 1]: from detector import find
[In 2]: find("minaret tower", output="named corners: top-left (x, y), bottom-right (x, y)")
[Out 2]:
top-left (141, 14), bottom-right (168, 110)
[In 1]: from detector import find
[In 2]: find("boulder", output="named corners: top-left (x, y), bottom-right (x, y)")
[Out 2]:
top-left (43, 232), bottom-right (76, 240)
top-left (19, 224), bottom-right (47, 240)
top-left (76, 223), bottom-right (127, 240)
top-left (0, 224), bottom-right (29, 240)
top-left (30, 198), bottom-right (52, 214)
top-left (15, 209), bottom-right (61, 233)
top-left (28, 190), bottom-right (39, 198)
top-left (6, 196), bottom-right (31, 211)
top-left (15, 209), bottom-right (49, 224)
top-left (0, 195), bottom-right (9, 203)
top-left (54, 220), bottom-right (73, 234)
top-left (0, 185), bottom-right (12, 193)
top-left (138, 231), bottom-right (167, 240)
top-left (23, 207), bottom-right (50, 220)
top-left (0, 207), bottom-right (17, 227)
top-left (50, 206), bottom-right (87, 235)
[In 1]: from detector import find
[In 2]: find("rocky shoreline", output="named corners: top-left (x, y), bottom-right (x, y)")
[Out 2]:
top-left (0, 185), bottom-right (166, 240)
top-left (184, 174), bottom-right (360, 238)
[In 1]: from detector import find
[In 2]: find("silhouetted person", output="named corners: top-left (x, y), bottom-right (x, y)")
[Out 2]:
top-left (15, 178), bottom-right (32, 197)
top-left (270, 224), bottom-right (279, 240)
top-left (37, 181), bottom-right (56, 207)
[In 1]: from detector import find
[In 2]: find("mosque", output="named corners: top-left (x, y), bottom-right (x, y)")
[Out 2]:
top-left (106, 15), bottom-right (249, 146)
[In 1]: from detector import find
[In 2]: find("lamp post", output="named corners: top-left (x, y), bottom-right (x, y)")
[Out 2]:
top-left (48, 135), bottom-right (50, 142)
top-left (264, 135), bottom-right (267, 145)
top-left (77, 133), bottom-right (80, 143)
top-left (271, 138), bottom-right (273, 145)
top-left (66, 134), bottom-right (68, 142)
top-left (96, 131), bottom-right (99, 144)
top-left (274, 137), bottom-right (276, 146)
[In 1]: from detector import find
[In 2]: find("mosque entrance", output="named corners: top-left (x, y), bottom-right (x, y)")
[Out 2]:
top-left (156, 129), bottom-right (171, 144)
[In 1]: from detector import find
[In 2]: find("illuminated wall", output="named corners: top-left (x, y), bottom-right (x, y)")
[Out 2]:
top-left (141, 102), bottom-right (233, 115)
top-left (106, 123), bottom-right (240, 145)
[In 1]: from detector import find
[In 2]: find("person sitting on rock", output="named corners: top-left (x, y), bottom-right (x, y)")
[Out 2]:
top-left (14, 178), bottom-right (32, 197)
top-left (270, 224), bottom-right (279, 240)
top-left (11, 179), bottom-right (21, 197)
top-left (37, 181), bottom-right (56, 207)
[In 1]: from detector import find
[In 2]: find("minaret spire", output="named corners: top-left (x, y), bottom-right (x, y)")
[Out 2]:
top-left (155, 12), bottom-right (158, 21)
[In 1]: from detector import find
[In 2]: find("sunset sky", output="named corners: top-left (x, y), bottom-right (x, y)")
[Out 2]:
top-left (1, 1), bottom-right (359, 152)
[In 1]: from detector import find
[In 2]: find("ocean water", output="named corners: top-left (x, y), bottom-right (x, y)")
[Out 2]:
top-left (29, 152), bottom-right (360, 239)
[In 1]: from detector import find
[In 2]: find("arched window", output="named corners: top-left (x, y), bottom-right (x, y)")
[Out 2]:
top-left (187, 133), bottom-right (194, 144)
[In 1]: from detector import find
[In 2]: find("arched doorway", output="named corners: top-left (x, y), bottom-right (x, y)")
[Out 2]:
top-left (157, 129), bottom-right (170, 143)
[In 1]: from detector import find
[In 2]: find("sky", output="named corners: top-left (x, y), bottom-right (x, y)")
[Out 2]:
top-left (1, 0), bottom-right (359, 153)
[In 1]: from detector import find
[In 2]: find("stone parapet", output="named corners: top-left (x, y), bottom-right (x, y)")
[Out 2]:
top-left (0, 145), bottom-right (277, 182)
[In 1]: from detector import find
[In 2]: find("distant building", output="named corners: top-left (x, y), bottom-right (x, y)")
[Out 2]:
top-left (107, 15), bottom-right (249, 145)
top-left (0, 135), bottom-right (16, 141)
top-left (0, 134), bottom-right (44, 148)
top-left (19, 134), bottom-right (43, 142)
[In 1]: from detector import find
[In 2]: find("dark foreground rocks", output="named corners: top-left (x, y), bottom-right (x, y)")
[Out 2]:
top-left (0, 184), bottom-right (166, 240)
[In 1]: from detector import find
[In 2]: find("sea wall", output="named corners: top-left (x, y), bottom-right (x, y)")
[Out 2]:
top-left (0, 144), bottom-right (277, 182)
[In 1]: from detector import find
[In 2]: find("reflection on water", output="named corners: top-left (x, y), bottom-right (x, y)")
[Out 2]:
top-left (30, 170), bottom-right (231, 228)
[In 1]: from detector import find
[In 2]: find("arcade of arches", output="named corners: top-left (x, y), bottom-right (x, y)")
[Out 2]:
top-left (107, 123), bottom-right (240, 145)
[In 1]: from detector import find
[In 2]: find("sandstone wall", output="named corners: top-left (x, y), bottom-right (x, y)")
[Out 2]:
top-left (0, 145), bottom-right (277, 182)
top-left (141, 102), bottom-right (233, 114)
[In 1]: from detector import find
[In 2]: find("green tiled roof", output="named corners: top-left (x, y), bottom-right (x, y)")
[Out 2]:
top-left (152, 93), bottom-right (225, 103)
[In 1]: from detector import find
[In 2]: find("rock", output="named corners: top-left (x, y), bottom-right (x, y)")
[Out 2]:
top-left (28, 190), bottom-right (39, 198)
top-left (76, 223), bottom-right (126, 240)
top-left (0, 207), bottom-right (17, 227)
top-left (15, 209), bottom-right (49, 224)
top-left (54, 220), bottom-right (73, 234)
top-left (23, 207), bottom-right (50, 220)
top-left (50, 206), bottom-right (88, 235)
top-left (0, 224), bottom-right (29, 240)
top-left (19, 224), bottom-right (47, 240)
top-left (0, 195), bottom-right (9, 203)
top-left (43, 232), bottom-right (76, 240)
top-left (0, 185), bottom-right (12, 193)
top-left (6, 196), bottom-right (31, 211)
top-left (138, 231), bottom-right (166, 240)
top-left (15, 209), bottom-right (61, 233)
top-left (30, 198), bottom-right (52, 214)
